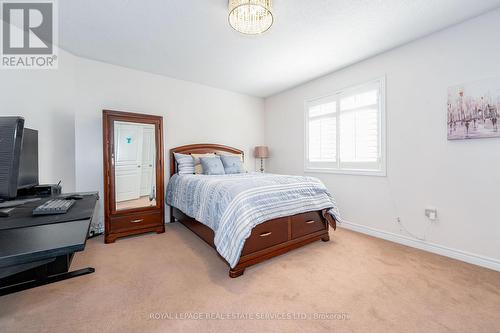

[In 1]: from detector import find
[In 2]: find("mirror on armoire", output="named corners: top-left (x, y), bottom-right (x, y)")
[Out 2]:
top-left (102, 110), bottom-right (165, 244)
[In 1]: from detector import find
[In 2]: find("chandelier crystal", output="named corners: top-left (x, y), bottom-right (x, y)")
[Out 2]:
top-left (228, 0), bottom-right (274, 35)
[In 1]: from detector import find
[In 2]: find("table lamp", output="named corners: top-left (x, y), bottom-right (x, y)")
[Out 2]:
top-left (254, 146), bottom-right (269, 173)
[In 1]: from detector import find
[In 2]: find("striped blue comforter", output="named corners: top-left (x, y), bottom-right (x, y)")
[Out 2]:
top-left (166, 172), bottom-right (341, 268)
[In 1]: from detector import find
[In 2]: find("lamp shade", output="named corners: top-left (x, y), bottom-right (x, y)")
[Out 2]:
top-left (254, 146), bottom-right (269, 158)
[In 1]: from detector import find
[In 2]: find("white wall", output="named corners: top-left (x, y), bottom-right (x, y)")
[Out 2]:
top-left (73, 56), bottom-right (264, 226)
top-left (0, 50), bottom-right (264, 228)
top-left (0, 50), bottom-right (78, 191)
top-left (264, 10), bottom-right (500, 267)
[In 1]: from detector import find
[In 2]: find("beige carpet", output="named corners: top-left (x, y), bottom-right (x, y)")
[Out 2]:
top-left (1, 223), bottom-right (499, 333)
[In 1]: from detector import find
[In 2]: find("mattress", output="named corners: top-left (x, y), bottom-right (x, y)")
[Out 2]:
top-left (166, 172), bottom-right (341, 267)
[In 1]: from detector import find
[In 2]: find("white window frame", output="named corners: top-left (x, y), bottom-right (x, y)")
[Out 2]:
top-left (304, 77), bottom-right (386, 177)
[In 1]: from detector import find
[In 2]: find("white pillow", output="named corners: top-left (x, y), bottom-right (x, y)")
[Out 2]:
top-left (174, 153), bottom-right (195, 174)
top-left (191, 153), bottom-right (215, 174)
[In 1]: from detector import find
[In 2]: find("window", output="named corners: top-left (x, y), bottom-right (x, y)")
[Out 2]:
top-left (305, 78), bottom-right (386, 176)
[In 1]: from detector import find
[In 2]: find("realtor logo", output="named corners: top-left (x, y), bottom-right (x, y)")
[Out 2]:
top-left (1, 0), bottom-right (57, 69)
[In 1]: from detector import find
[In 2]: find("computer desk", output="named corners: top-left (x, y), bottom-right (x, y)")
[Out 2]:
top-left (0, 193), bottom-right (98, 296)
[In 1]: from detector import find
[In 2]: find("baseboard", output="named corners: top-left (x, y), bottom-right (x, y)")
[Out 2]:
top-left (339, 220), bottom-right (500, 272)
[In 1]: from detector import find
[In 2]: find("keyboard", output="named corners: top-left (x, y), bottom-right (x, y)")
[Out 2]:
top-left (33, 199), bottom-right (75, 216)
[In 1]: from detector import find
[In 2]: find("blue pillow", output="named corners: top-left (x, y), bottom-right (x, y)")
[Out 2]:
top-left (220, 155), bottom-right (245, 174)
top-left (174, 153), bottom-right (195, 174)
top-left (200, 156), bottom-right (225, 175)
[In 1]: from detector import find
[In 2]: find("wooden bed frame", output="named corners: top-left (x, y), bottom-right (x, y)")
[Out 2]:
top-left (169, 144), bottom-right (336, 278)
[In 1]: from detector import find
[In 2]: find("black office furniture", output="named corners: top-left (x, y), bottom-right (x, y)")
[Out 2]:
top-left (0, 193), bottom-right (98, 296)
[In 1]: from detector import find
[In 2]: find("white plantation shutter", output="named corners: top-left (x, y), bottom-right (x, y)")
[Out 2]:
top-left (308, 117), bottom-right (337, 161)
top-left (339, 88), bottom-right (380, 170)
top-left (307, 99), bottom-right (337, 168)
top-left (305, 78), bottom-right (385, 175)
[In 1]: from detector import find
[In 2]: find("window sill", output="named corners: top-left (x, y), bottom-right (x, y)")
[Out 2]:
top-left (304, 167), bottom-right (386, 177)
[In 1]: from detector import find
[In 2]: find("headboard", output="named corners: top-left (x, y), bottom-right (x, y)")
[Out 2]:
top-left (169, 143), bottom-right (244, 177)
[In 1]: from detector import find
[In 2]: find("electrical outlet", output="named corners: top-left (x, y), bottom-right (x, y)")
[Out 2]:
top-left (425, 208), bottom-right (438, 221)
top-left (396, 217), bottom-right (403, 232)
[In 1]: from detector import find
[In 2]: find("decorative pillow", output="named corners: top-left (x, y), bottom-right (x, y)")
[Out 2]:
top-left (191, 153), bottom-right (215, 174)
top-left (218, 152), bottom-right (244, 161)
top-left (174, 153), bottom-right (195, 174)
top-left (220, 155), bottom-right (245, 174)
top-left (200, 156), bottom-right (225, 175)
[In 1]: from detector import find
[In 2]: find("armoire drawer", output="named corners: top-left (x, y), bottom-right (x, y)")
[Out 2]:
top-left (110, 212), bottom-right (163, 233)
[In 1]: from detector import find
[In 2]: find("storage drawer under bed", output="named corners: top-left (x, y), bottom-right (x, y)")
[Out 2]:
top-left (290, 211), bottom-right (325, 239)
top-left (241, 217), bottom-right (289, 255)
top-left (240, 211), bottom-right (328, 256)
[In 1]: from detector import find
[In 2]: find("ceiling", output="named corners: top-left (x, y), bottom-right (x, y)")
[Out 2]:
top-left (59, 0), bottom-right (500, 97)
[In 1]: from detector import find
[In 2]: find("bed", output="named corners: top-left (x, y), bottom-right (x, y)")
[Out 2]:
top-left (167, 144), bottom-right (340, 277)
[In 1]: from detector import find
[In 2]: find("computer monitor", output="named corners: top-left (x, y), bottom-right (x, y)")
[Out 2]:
top-left (18, 128), bottom-right (38, 189)
top-left (0, 117), bottom-right (39, 199)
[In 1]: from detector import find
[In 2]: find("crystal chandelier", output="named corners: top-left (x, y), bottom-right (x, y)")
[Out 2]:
top-left (228, 0), bottom-right (274, 35)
